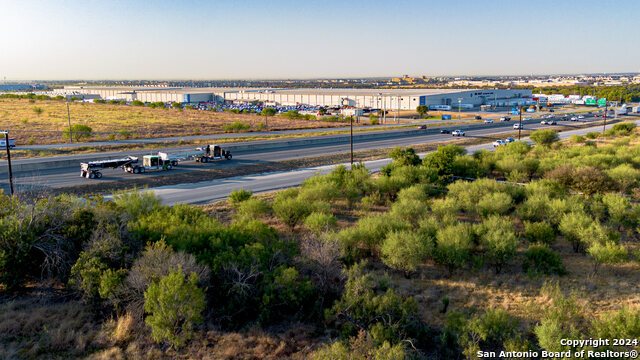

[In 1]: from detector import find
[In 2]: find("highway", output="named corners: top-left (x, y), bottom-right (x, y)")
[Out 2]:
top-left (1, 116), bottom-right (604, 194)
top-left (14, 105), bottom-right (596, 150)
top-left (149, 119), bottom-right (640, 206)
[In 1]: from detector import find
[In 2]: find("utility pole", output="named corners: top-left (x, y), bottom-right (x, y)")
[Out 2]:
top-left (518, 107), bottom-right (523, 141)
top-left (603, 102), bottom-right (607, 133)
top-left (1, 130), bottom-right (13, 197)
top-left (66, 99), bottom-right (73, 143)
top-left (458, 98), bottom-right (462, 121)
top-left (350, 115), bottom-right (354, 168)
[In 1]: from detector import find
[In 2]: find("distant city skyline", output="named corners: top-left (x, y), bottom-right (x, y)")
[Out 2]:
top-left (1, 0), bottom-right (639, 80)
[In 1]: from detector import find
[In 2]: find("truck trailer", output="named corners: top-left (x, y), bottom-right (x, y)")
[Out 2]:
top-left (80, 145), bottom-right (232, 179)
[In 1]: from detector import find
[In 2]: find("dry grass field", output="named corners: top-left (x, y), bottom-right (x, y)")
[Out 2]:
top-left (0, 99), bottom-right (345, 145)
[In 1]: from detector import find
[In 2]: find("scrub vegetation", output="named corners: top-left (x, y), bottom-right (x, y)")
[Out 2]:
top-left (2, 123), bottom-right (640, 359)
top-left (0, 97), bottom-right (345, 145)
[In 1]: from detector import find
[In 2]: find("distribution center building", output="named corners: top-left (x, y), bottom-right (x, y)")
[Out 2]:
top-left (52, 86), bottom-right (532, 109)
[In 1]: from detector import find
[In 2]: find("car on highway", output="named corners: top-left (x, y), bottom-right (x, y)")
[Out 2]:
top-left (541, 119), bottom-right (548, 125)
top-left (578, 115), bottom-right (585, 119)
top-left (418, 125), bottom-right (427, 130)
top-left (570, 116), bottom-right (578, 121)
top-left (513, 123), bottom-right (521, 129)
top-left (548, 119), bottom-right (556, 125)
top-left (484, 119), bottom-right (494, 124)
top-left (493, 139), bottom-right (507, 147)
top-left (475, 115), bottom-right (482, 120)
top-left (500, 116), bottom-right (511, 121)
top-left (505, 138), bottom-right (515, 143)
top-left (452, 130), bottom-right (465, 137)
top-left (524, 117), bottom-right (533, 120)
top-left (440, 129), bottom-right (451, 134)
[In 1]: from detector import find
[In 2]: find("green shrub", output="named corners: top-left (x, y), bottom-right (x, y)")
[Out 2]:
top-left (235, 198), bottom-right (270, 220)
top-left (389, 199), bottom-right (428, 224)
top-left (311, 332), bottom-right (407, 360)
top-left (423, 144), bottom-right (466, 177)
top-left (430, 198), bottom-right (459, 224)
top-left (475, 216), bottom-right (518, 273)
top-left (144, 268), bottom-right (205, 348)
top-left (587, 241), bottom-right (627, 274)
top-left (32, 106), bottom-right (43, 115)
top-left (607, 164), bottom-right (640, 192)
top-left (113, 190), bottom-right (162, 219)
top-left (522, 245), bottom-right (566, 276)
top-left (569, 134), bottom-right (585, 143)
top-left (272, 197), bottom-right (314, 229)
top-left (381, 230), bottom-right (432, 275)
top-left (369, 114), bottom-right (379, 125)
top-left (476, 192), bottom-right (513, 217)
top-left (131, 100), bottom-right (144, 106)
top-left (456, 309), bottom-right (518, 360)
top-left (530, 129), bottom-right (559, 146)
top-left (304, 212), bottom-right (338, 234)
top-left (559, 211), bottom-right (594, 252)
top-left (388, 147), bottom-right (421, 166)
top-left (328, 263), bottom-right (427, 346)
top-left (523, 221), bottom-right (555, 245)
top-left (591, 307), bottom-right (640, 346)
top-left (572, 166), bottom-right (611, 195)
top-left (222, 121), bottom-right (251, 132)
top-left (585, 131), bottom-right (600, 139)
top-left (228, 188), bottom-right (252, 206)
top-left (434, 223), bottom-right (475, 274)
top-left (63, 124), bottom-right (93, 141)
top-left (534, 282), bottom-right (585, 353)
top-left (605, 122), bottom-right (636, 136)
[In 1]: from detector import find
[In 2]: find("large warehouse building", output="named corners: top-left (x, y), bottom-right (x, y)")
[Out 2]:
top-left (53, 86), bottom-right (532, 109)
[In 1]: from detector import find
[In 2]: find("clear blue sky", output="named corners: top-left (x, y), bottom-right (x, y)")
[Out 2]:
top-left (1, 0), bottom-right (638, 79)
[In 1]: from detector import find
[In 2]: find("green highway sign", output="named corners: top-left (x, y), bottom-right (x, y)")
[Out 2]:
top-left (586, 98), bottom-right (596, 106)
top-left (598, 98), bottom-right (607, 106)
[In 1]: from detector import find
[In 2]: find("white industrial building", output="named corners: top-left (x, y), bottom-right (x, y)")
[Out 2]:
top-left (223, 88), bottom-right (532, 110)
top-left (52, 86), bottom-right (532, 110)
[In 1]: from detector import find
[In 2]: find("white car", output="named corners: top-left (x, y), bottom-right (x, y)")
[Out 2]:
top-left (570, 116), bottom-right (578, 121)
top-left (484, 119), bottom-right (494, 124)
top-left (541, 120), bottom-right (548, 125)
top-left (513, 123), bottom-right (521, 129)
top-left (493, 139), bottom-right (507, 147)
top-left (524, 117), bottom-right (533, 120)
top-left (578, 115), bottom-right (585, 119)
top-left (452, 130), bottom-right (465, 136)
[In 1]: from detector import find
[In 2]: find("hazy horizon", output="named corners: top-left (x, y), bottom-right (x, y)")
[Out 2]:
top-left (1, 0), bottom-right (639, 80)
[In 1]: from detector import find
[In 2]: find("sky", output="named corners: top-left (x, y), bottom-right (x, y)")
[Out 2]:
top-left (0, 0), bottom-right (638, 80)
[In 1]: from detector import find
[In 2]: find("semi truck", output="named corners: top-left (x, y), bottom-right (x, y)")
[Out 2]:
top-left (80, 145), bottom-right (232, 179)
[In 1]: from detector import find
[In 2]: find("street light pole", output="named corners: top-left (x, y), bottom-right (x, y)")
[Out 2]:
top-left (518, 107), bottom-right (523, 141)
top-left (458, 98), bottom-right (462, 121)
top-left (1, 131), bottom-right (14, 197)
top-left (603, 102), bottom-right (607, 133)
top-left (66, 99), bottom-right (73, 143)
top-left (350, 115), bottom-right (354, 168)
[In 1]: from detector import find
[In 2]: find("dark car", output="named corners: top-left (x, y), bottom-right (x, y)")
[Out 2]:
top-left (475, 115), bottom-right (482, 120)
top-left (440, 129), bottom-right (451, 134)
top-left (549, 109), bottom-right (554, 112)
top-left (418, 125), bottom-right (427, 130)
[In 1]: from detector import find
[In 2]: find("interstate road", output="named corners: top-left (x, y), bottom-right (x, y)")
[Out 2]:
top-left (150, 120), bottom-right (640, 206)
top-left (0, 114), bottom-right (618, 194)
top-left (15, 105), bottom-right (591, 150)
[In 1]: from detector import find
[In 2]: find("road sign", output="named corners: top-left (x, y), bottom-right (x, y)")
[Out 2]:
top-left (598, 98), bottom-right (607, 106)
top-left (441, 115), bottom-right (451, 120)
top-left (586, 99), bottom-right (596, 106)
